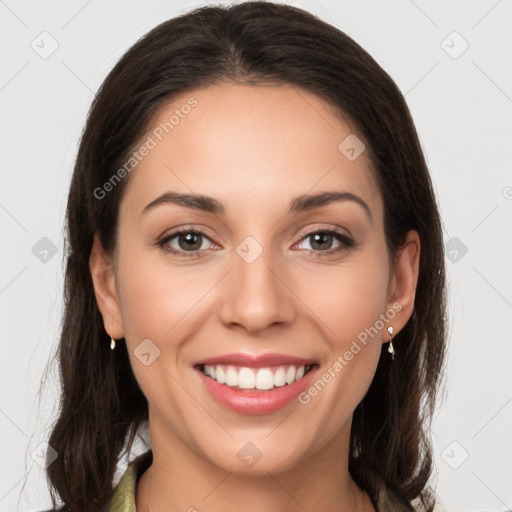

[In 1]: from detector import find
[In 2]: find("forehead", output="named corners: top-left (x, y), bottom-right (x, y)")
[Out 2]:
top-left (120, 82), bottom-right (383, 224)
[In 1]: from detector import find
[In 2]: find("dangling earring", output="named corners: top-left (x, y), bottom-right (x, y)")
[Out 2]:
top-left (387, 326), bottom-right (395, 360)
top-left (110, 337), bottom-right (116, 350)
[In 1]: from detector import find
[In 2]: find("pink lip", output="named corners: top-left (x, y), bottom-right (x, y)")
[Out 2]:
top-left (193, 352), bottom-right (317, 368)
top-left (195, 364), bottom-right (319, 415)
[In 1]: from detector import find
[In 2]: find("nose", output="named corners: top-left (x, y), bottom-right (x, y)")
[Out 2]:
top-left (218, 239), bottom-right (296, 335)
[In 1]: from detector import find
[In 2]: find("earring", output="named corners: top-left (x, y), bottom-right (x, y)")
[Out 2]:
top-left (387, 326), bottom-right (395, 360)
top-left (110, 337), bottom-right (116, 350)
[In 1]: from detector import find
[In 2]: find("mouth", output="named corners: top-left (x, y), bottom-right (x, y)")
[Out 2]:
top-left (196, 363), bottom-right (317, 392)
top-left (193, 355), bottom-right (320, 415)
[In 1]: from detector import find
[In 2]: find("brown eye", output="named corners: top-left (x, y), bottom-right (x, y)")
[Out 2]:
top-left (176, 232), bottom-right (203, 251)
top-left (308, 232), bottom-right (335, 251)
top-left (158, 229), bottom-right (214, 259)
top-left (296, 229), bottom-right (355, 255)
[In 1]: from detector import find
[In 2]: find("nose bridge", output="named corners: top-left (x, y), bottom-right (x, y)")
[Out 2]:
top-left (219, 234), bottom-right (295, 332)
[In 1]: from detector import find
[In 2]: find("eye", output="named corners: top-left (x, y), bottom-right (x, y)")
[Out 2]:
top-left (295, 229), bottom-right (355, 256)
top-left (157, 228), bottom-right (215, 259)
top-left (157, 227), bottom-right (356, 259)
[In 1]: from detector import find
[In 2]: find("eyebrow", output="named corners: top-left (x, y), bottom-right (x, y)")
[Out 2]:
top-left (142, 190), bottom-right (372, 223)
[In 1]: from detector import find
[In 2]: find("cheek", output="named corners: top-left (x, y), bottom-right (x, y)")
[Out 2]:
top-left (301, 256), bottom-right (390, 348)
top-left (114, 251), bottom-right (197, 407)
top-left (116, 243), bottom-right (206, 342)
top-left (297, 259), bottom-right (389, 416)
top-left (117, 268), bottom-right (169, 342)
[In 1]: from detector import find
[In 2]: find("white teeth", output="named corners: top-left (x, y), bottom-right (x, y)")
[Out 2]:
top-left (273, 367), bottom-right (286, 387)
top-left (225, 366), bottom-right (238, 386)
top-left (202, 364), bottom-right (310, 390)
top-left (216, 366), bottom-right (226, 384)
top-left (238, 367), bottom-right (255, 389)
top-left (285, 366), bottom-right (296, 384)
top-left (255, 368), bottom-right (274, 390)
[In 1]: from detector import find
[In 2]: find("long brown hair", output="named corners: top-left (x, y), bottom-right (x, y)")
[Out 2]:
top-left (43, 2), bottom-right (448, 510)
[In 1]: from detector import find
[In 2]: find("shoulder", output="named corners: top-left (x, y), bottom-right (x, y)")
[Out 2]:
top-left (36, 450), bottom-right (153, 512)
top-left (101, 449), bottom-right (153, 512)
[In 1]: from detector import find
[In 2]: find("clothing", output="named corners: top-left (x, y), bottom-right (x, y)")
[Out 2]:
top-left (102, 449), bottom-right (415, 511)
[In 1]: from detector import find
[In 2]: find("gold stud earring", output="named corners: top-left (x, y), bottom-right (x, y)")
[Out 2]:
top-left (110, 337), bottom-right (116, 350)
top-left (387, 326), bottom-right (395, 360)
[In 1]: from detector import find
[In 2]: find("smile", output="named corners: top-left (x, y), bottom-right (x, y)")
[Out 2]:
top-left (193, 353), bottom-right (320, 415)
top-left (200, 364), bottom-right (315, 391)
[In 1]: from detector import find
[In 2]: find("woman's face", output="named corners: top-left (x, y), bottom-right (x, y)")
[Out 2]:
top-left (92, 82), bottom-right (419, 474)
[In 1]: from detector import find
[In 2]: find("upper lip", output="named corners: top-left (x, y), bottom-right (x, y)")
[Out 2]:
top-left (193, 353), bottom-right (318, 368)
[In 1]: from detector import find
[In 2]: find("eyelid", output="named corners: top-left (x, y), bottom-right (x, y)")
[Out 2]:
top-left (297, 224), bottom-right (353, 239)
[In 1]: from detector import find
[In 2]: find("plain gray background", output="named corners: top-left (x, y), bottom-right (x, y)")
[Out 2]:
top-left (1, 1), bottom-right (511, 511)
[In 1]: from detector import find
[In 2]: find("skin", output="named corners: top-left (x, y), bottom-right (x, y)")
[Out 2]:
top-left (90, 82), bottom-right (420, 511)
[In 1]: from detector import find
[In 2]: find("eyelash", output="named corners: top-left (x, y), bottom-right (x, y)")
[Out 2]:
top-left (157, 226), bottom-right (356, 259)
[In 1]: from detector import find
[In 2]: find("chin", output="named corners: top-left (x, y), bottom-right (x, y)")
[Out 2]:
top-left (194, 434), bottom-right (312, 476)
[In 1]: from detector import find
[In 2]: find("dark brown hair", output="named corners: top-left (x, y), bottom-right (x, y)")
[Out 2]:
top-left (43, 2), bottom-right (447, 510)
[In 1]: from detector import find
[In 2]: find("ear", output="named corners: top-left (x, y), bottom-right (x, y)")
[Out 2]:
top-left (89, 233), bottom-right (125, 339)
top-left (384, 230), bottom-right (420, 339)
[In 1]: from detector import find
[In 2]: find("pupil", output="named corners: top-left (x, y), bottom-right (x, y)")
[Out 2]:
top-left (180, 233), bottom-right (201, 251)
top-left (311, 233), bottom-right (331, 250)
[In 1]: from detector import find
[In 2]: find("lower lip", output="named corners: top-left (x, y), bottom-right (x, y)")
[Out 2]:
top-left (196, 366), bottom-right (318, 415)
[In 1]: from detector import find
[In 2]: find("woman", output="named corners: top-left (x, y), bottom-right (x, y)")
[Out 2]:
top-left (43, 2), bottom-right (447, 511)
